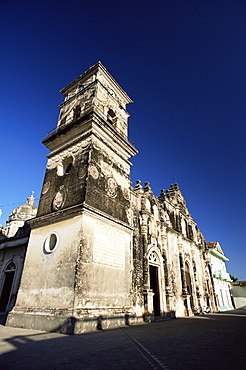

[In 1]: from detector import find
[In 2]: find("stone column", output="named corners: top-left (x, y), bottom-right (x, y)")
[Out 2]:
top-left (140, 200), bottom-right (150, 312)
top-left (191, 251), bottom-right (201, 311)
top-left (159, 216), bottom-right (171, 312)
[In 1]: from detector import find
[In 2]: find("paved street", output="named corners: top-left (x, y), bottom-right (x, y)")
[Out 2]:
top-left (0, 308), bottom-right (245, 370)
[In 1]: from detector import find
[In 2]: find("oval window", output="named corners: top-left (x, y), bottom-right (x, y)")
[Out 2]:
top-left (44, 233), bottom-right (59, 253)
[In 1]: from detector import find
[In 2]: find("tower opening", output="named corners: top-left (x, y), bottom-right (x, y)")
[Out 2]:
top-left (107, 109), bottom-right (117, 125)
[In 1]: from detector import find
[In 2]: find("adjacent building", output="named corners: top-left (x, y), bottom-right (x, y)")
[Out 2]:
top-left (207, 242), bottom-right (234, 311)
top-left (0, 194), bottom-right (37, 313)
top-left (231, 281), bottom-right (246, 309)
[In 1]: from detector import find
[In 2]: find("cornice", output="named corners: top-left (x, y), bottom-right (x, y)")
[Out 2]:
top-left (28, 202), bottom-right (133, 232)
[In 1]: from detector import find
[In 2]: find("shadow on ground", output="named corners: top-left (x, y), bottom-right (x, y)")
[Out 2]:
top-left (0, 308), bottom-right (246, 370)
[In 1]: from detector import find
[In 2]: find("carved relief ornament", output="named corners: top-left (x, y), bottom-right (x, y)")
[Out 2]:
top-left (52, 186), bottom-right (66, 211)
top-left (89, 165), bottom-right (99, 179)
top-left (107, 177), bottom-right (117, 198)
top-left (42, 181), bottom-right (50, 194)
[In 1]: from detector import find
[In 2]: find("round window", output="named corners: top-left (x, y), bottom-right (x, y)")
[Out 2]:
top-left (44, 233), bottom-right (59, 253)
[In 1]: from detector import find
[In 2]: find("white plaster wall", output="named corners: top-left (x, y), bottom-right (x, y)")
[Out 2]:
top-left (231, 285), bottom-right (246, 308)
top-left (210, 253), bottom-right (233, 310)
top-left (75, 212), bottom-right (133, 311)
top-left (15, 215), bottom-right (82, 309)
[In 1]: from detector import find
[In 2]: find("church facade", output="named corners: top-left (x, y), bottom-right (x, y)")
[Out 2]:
top-left (7, 62), bottom-right (218, 333)
top-left (0, 194), bottom-right (37, 314)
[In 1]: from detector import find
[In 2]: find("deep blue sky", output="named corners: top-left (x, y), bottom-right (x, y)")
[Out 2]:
top-left (0, 0), bottom-right (245, 280)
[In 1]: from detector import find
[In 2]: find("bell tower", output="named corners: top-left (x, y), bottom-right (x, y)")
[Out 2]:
top-left (38, 61), bottom-right (137, 221)
top-left (7, 62), bottom-right (138, 333)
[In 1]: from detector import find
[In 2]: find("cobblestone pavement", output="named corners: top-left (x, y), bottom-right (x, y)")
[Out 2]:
top-left (0, 308), bottom-right (245, 370)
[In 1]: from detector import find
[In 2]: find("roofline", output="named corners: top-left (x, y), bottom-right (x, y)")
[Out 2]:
top-left (209, 248), bottom-right (229, 261)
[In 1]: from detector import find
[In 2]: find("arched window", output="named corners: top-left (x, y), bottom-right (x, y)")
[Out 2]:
top-left (175, 215), bottom-right (181, 232)
top-left (57, 156), bottom-right (73, 176)
top-left (0, 262), bottom-right (16, 312)
top-left (188, 225), bottom-right (193, 240)
top-left (73, 105), bottom-right (81, 120)
top-left (148, 251), bottom-right (159, 265)
top-left (5, 262), bottom-right (16, 271)
top-left (107, 109), bottom-right (117, 125)
top-left (185, 262), bottom-right (192, 295)
top-left (185, 261), bottom-right (195, 310)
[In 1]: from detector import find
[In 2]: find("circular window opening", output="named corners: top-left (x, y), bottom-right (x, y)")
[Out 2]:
top-left (44, 233), bottom-right (59, 253)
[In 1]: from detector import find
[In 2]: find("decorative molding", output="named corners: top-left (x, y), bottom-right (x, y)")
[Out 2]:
top-left (52, 186), bottom-right (66, 211)
top-left (41, 181), bottom-right (50, 194)
top-left (107, 177), bottom-right (117, 198)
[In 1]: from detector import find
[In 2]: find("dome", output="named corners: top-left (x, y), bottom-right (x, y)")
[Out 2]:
top-left (8, 204), bottom-right (37, 221)
top-left (8, 192), bottom-right (37, 222)
top-left (5, 192), bottom-right (37, 237)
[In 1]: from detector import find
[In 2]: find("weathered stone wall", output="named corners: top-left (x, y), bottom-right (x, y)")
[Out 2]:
top-left (37, 140), bottom-right (91, 217)
top-left (130, 181), bottom-right (216, 318)
top-left (85, 143), bottom-right (131, 224)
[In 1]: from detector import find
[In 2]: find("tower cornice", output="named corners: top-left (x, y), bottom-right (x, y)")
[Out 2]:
top-left (60, 61), bottom-right (133, 105)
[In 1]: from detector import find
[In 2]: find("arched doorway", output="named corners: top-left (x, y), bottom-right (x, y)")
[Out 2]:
top-left (0, 262), bottom-right (16, 312)
top-left (148, 252), bottom-right (160, 316)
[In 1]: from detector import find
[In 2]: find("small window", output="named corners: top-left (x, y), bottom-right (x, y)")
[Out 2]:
top-left (107, 109), bottom-right (117, 125)
top-left (44, 233), bottom-right (59, 253)
top-left (57, 156), bottom-right (73, 176)
top-left (77, 84), bottom-right (84, 93)
top-left (73, 105), bottom-right (81, 120)
top-left (64, 156), bottom-right (73, 174)
top-left (188, 225), bottom-right (193, 240)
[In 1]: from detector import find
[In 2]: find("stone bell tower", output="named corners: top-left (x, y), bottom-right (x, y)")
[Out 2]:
top-left (8, 62), bottom-right (138, 333)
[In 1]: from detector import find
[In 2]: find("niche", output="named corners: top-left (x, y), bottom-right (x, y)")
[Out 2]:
top-left (57, 156), bottom-right (73, 176)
